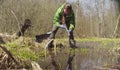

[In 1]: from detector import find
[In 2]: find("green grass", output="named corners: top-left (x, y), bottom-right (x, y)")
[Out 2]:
top-left (2, 38), bottom-right (120, 61)
top-left (3, 42), bottom-right (45, 61)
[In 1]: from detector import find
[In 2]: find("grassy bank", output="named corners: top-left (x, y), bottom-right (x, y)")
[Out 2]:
top-left (1, 37), bottom-right (120, 61)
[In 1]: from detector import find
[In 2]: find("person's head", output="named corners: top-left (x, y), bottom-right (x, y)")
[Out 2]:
top-left (63, 3), bottom-right (72, 15)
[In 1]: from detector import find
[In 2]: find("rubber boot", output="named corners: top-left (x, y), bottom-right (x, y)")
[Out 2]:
top-left (69, 39), bottom-right (76, 48)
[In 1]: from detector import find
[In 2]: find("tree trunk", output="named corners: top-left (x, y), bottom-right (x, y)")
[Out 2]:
top-left (113, 14), bottom-right (120, 38)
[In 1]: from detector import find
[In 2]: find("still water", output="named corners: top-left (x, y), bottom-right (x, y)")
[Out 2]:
top-left (38, 41), bottom-right (120, 70)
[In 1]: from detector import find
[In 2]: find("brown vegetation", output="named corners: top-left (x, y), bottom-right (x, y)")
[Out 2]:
top-left (0, 0), bottom-right (120, 38)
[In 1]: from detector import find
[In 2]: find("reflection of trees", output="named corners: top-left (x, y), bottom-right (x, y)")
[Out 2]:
top-left (48, 46), bottom-right (76, 70)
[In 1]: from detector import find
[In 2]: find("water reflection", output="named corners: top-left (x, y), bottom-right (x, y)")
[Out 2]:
top-left (48, 47), bottom-right (60, 70)
top-left (66, 49), bottom-right (75, 70)
top-left (39, 41), bottom-right (120, 70)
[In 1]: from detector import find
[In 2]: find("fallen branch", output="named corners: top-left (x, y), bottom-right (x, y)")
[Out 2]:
top-left (10, 9), bottom-right (22, 36)
top-left (44, 39), bottom-right (54, 58)
top-left (0, 45), bottom-right (19, 65)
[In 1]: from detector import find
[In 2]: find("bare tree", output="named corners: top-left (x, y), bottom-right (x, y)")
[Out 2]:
top-left (113, 14), bottom-right (120, 37)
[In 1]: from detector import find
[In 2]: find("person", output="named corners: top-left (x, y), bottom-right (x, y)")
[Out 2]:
top-left (49, 3), bottom-right (76, 48)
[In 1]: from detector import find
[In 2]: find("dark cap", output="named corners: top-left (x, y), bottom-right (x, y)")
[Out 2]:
top-left (64, 3), bottom-right (72, 10)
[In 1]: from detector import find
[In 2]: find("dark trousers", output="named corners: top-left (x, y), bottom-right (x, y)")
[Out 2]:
top-left (49, 25), bottom-right (75, 47)
top-left (49, 25), bottom-right (74, 40)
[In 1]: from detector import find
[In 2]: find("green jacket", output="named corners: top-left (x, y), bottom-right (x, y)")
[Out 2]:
top-left (53, 4), bottom-right (75, 30)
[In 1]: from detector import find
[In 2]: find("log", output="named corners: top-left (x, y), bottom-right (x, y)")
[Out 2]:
top-left (35, 34), bottom-right (50, 43)
top-left (0, 45), bottom-right (19, 65)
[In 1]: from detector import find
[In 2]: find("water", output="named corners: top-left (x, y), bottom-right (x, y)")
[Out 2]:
top-left (38, 41), bottom-right (119, 70)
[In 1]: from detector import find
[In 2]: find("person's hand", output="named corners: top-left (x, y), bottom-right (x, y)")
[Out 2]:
top-left (59, 25), bottom-right (66, 29)
top-left (68, 29), bottom-right (72, 33)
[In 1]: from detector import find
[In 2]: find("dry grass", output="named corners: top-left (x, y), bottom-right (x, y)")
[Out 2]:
top-left (0, 0), bottom-right (120, 38)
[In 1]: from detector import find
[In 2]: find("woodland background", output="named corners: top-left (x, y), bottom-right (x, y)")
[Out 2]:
top-left (0, 0), bottom-right (120, 38)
